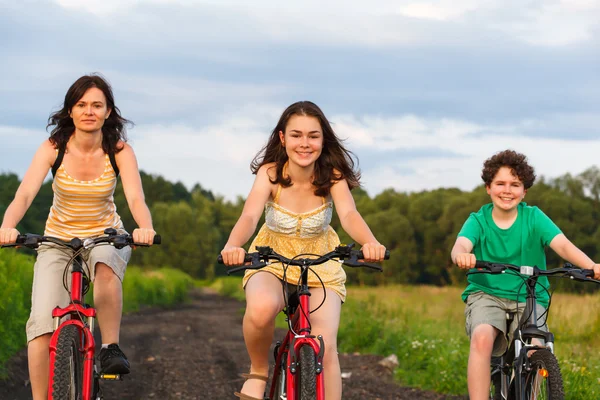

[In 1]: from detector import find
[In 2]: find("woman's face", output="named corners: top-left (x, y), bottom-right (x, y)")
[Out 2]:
top-left (69, 87), bottom-right (111, 134)
top-left (279, 114), bottom-right (323, 168)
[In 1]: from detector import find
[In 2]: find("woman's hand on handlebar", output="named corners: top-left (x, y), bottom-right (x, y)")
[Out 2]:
top-left (455, 253), bottom-right (476, 269)
top-left (590, 263), bottom-right (600, 280)
top-left (221, 245), bottom-right (248, 266)
top-left (132, 228), bottom-right (156, 246)
top-left (361, 242), bottom-right (387, 262)
top-left (0, 228), bottom-right (20, 245)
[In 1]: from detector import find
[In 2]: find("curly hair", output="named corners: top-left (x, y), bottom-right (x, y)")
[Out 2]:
top-left (47, 74), bottom-right (132, 154)
top-left (481, 149), bottom-right (536, 189)
top-left (250, 101), bottom-right (360, 196)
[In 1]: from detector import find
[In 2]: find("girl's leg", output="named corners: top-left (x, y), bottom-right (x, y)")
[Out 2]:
top-left (468, 324), bottom-right (499, 400)
top-left (241, 272), bottom-right (286, 397)
top-left (308, 288), bottom-right (342, 400)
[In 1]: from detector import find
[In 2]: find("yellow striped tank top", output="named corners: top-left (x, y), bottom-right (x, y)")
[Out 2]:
top-left (44, 153), bottom-right (123, 240)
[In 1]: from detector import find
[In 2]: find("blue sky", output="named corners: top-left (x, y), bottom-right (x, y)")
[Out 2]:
top-left (1, 0), bottom-right (599, 200)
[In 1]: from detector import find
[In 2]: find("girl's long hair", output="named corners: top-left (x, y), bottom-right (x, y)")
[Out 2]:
top-left (251, 101), bottom-right (360, 196)
top-left (47, 74), bottom-right (132, 153)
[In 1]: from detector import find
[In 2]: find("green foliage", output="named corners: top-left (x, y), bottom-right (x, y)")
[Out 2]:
top-left (121, 267), bottom-right (194, 312)
top-left (0, 249), bottom-right (34, 376)
top-left (2, 165), bottom-right (600, 291)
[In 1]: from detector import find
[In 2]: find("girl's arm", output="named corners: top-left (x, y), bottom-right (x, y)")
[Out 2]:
top-left (330, 178), bottom-right (385, 261)
top-left (221, 164), bottom-right (274, 265)
top-left (116, 143), bottom-right (155, 244)
top-left (549, 234), bottom-right (600, 278)
top-left (0, 140), bottom-right (55, 243)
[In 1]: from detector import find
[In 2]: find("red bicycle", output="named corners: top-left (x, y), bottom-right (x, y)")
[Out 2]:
top-left (2, 228), bottom-right (160, 400)
top-left (219, 244), bottom-right (388, 400)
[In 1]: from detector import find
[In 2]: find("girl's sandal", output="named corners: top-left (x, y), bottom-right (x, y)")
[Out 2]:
top-left (234, 373), bottom-right (269, 400)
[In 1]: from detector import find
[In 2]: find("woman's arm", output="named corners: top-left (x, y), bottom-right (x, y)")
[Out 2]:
top-left (549, 233), bottom-right (600, 278)
top-left (221, 164), bottom-right (275, 265)
top-left (115, 143), bottom-right (155, 244)
top-left (330, 178), bottom-right (385, 261)
top-left (0, 140), bottom-right (55, 243)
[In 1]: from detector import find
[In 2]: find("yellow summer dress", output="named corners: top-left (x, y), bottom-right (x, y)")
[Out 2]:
top-left (242, 185), bottom-right (347, 301)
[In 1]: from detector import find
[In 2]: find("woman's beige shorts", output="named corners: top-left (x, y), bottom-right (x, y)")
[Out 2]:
top-left (464, 291), bottom-right (548, 356)
top-left (26, 243), bottom-right (131, 342)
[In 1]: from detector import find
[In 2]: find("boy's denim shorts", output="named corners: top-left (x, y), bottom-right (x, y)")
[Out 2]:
top-left (464, 291), bottom-right (548, 356)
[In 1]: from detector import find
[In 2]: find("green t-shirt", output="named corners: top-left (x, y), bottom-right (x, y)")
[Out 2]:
top-left (458, 202), bottom-right (561, 308)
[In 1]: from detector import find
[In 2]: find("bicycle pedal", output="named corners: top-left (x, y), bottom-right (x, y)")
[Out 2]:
top-left (99, 374), bottom-right (122, 381)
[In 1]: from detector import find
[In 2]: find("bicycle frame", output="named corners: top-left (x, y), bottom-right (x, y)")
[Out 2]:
top-left (269, 263), bottom-right (325, 400)
top-left (495, 273), bottom-right (555, 400)
top-left (48, 253), bottom-right (98, 400)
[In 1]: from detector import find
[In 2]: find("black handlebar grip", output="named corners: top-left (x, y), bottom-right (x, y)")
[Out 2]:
top-left (357, 249), bottom-right (391, 260)
top-left (153, 235), bottom-right (161, 245)
top-left (16, 234), bottom-right (28, 244)
top-left (582, 269), bottom-right (595, 278)
top-left (217, 253), bottom-right (253, 265)
top-left (475, 260), bottom-right (488, 269)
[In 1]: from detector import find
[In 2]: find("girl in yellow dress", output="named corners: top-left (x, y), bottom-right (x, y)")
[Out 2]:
top-left (221, 101), bottom-right (386, 400)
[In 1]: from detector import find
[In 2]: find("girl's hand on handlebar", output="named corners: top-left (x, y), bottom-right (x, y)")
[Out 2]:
top-left (221, 245), bottom-right (247, 266)
top-left (455, 253), bottom-right (476, 269)
top-left (132, 228), bottom-right (156, 246)
top-left (0, 228), bottom-right (19, 245)
top-left (361, 242), bottom-right (386, 262)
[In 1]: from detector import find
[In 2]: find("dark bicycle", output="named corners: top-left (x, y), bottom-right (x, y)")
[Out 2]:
top-left (218, 244), bottom-right (388, 400)
top-left (469, 261), bottom-right (599, 400)
top-left (2, 228), bottom-right (160, 400)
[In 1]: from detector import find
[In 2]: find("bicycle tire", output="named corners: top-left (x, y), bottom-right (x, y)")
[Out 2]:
top-left (523, 350), bottom-right (564, 400)
top-left (51, 324), bottom-right (84, 400)
top-left (297, 345), bottom-right (317, 400)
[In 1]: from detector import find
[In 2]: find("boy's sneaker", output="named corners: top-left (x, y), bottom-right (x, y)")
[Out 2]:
top-left (98, 344), bottom-right (131, 374)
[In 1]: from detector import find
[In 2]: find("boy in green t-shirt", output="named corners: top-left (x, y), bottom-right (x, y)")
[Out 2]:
top-left (450, 149), bottom-right (600, 400)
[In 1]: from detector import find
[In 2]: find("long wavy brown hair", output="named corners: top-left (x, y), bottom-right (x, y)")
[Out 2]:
top-left (250, 101), bottom-right (360, 196)
top-left (47, 74), bottom-right (132, 154)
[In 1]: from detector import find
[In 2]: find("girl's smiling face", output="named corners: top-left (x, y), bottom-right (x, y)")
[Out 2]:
top-left (279, 114), bottom-right (323, 168)
top-left (486, 166), bottom-right (526, 212)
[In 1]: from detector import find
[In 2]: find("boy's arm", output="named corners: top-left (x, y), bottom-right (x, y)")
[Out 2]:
top-left (451, 236), bottom-right (476, 269)
top-left (549, 233), bottom-right (600, 279)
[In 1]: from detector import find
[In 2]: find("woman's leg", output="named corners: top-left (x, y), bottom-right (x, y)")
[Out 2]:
top-left (93, 262), bottom-right (123, 344)
top-left (28, 334), bottom-right (51, 400)
top-left (308, 288), bottom-right (342, 400)
top-left (468, 324), bottom-right (499, 400)
top-left (241, 272), bottom-right (286, 397)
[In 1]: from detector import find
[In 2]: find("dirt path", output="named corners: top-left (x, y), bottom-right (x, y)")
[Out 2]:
top-left (0, 289), bottom-right (467, 400)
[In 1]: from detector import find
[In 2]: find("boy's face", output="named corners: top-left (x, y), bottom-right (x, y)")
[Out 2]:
top-left (486, 166), bottom-right (526, 212)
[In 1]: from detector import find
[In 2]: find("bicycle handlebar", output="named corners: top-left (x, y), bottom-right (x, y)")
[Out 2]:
top-left (1, 228), bottom-right (161, 251)
top-left (217, 245), bottom-right (389, 275)
top-left (469, 260), bottom-right (599, 283)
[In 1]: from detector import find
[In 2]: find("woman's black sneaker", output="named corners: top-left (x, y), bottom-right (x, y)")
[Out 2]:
top-left (98, 344), bottom-right (131, 374)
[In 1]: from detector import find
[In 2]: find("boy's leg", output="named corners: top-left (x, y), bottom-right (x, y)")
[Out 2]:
top-left (468, 324), bottom-right (500, 400)
top-left (465, 292), bottom-right (510, 400)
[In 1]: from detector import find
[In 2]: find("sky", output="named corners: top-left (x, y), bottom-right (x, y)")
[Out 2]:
top-left (1, 0), bottom-right (599, 200)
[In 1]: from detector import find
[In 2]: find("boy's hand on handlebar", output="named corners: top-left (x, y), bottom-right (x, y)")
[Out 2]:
top-left (361, 242), bottom-right (386, 262)
top-left (221, 245), bottom-right (247, 266)
top-left (0, 228), bottom-right (19, 245)
top-left (132, 228), bottom-right (156, 246)
top-left (591, 263), bottom-right (600, 280)
top-left (455, 253), bottom-right (476, 269)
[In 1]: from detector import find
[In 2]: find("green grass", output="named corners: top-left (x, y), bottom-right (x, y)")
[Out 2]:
top-left (0, 249), bottom-right (194, 377)
top-left (209, 278), bottom-right (600, 399)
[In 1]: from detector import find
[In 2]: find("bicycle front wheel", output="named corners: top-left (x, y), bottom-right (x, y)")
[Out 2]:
top-left (297, 345), bottom-right (317, 400)
top-left (522, 350), bottom-right (564, 400)
top-left (51, 325), bottom-right (84, 400)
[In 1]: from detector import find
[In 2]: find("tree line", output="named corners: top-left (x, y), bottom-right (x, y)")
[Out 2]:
top-left (1, 167), bottom-right (599, 291)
